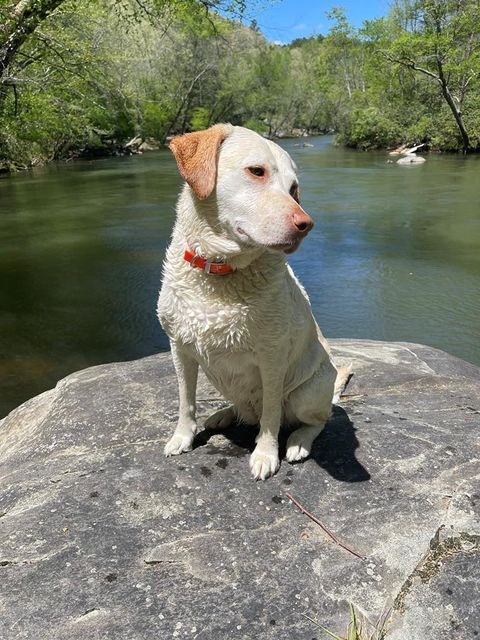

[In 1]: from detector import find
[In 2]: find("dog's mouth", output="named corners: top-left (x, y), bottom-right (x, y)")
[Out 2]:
top-left (266, 239), bottom-right (302, 255)
top-left (234, 226), bottom-right (302, 255)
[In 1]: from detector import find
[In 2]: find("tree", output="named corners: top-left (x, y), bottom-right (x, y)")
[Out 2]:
top-left (0, 0), bottom-right (245, 116)
top-left (2, 0), bottom-right (479, 169)
top-left (0, 0), bottom-right (64, 110)
top-left (380, 0), bottom-right (480, 152)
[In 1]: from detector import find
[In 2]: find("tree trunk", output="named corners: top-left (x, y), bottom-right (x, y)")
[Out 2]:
top-left (0, 0), bottom-right (65, 114)
top-left (435, 60), bottom-right (472, 153)
top-left (440, 83), bottom-right (471, 153)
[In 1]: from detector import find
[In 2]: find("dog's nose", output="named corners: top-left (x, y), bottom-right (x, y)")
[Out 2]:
top-left (292, 209), bottom-right (314, 234)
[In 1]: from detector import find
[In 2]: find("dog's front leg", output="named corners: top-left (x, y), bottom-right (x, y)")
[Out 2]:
top-left (164, 342), bottom-right (199, 456)
top-left (249, 361), bottom-right (285, 481)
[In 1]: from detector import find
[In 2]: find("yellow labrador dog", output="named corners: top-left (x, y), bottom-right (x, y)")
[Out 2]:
top-left (158, 124), bottom-right (349, 480)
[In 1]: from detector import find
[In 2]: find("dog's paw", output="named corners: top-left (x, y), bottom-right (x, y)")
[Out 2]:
top-left (249, 446), bottom-right (280, 481)
top-left (204, 406), bottom-right (236, 430)
top-left (164, 432), bottom-right (194, 456)
top-left (285, 430), bottom-right (313, 463)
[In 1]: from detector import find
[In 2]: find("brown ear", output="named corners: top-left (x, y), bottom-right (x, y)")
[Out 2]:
top-left (169, 124), bottom-right (232, 199)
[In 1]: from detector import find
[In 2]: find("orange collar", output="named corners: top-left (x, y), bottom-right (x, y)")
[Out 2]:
top-left (183, 247), bottom-right (235, 275)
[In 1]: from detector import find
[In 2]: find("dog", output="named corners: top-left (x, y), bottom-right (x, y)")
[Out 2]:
top-left (158, 124), bottom-right (350, 480)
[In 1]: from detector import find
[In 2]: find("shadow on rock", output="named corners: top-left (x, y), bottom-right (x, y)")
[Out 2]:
top-left (192, 405), bottom-right (370, 482)
top-left (193, 422), bottom-right (257, 456)
top-left (309, 406), bottom-right (370, 482)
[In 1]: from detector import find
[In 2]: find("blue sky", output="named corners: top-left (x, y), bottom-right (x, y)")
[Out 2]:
top-left (241, 0), bottom-right (390, 43)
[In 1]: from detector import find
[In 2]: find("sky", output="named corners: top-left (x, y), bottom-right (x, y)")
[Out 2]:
top-left (240, 0), bottom-right (391, 44)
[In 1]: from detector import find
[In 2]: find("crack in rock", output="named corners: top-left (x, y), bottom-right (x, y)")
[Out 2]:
top-left (0, 544), bottom-right (77, 568)
top-left (393, 526), bottom-right (480, 613)
top-left (72, 608), bottom-right (102, 623)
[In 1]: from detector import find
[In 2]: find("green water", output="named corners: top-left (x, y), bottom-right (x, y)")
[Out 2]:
top-left (0, 136), bottom-right (479, 417)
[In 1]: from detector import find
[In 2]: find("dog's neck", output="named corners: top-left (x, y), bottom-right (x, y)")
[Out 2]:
top-left (176, 187), bottom-right (270, 271)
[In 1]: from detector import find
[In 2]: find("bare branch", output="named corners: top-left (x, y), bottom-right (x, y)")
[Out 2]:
top-left (378, 49), bottom-right (441, 83)
top-left (285, 492), bottom-right (366, 560)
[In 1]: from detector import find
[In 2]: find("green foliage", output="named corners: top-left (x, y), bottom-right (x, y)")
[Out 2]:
top-left (142, 102), bottom-right (172, 140)
top-left (375, 0), bottom-right (480, 151)
top-left (189, 107), bottom-right (211, 131)
top-left (338, 107), bottom-right (403, 150)
top-left (1, 0), bottom-right (480, 170)
top-left (243, 118), bottom-right (268, 135)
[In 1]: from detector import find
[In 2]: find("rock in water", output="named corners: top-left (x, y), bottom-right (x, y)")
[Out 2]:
top-left (397, 154), bottom-right (427, 164)
top-left (0, 339), bottom-right (479, 640)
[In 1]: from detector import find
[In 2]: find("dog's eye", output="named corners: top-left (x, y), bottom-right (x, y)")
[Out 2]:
top-left (248, 166), bottom-right (265, 177)
top-left (290, 183), bottom-right (300, 202)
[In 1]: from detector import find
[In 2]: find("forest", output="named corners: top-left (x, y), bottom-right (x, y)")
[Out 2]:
top-left (1, 0), bottom-right (479, 171)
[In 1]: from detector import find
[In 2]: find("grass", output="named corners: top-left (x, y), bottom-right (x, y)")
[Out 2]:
top-left (303, 603), bottom-right (390, 640)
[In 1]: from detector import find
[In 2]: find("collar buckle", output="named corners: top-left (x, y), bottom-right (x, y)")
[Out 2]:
top-left (189, 254), bottom-right (203, 269)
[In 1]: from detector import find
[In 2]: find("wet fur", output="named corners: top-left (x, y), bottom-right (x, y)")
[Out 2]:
top-left (158, 124), bottom-right (348, 480)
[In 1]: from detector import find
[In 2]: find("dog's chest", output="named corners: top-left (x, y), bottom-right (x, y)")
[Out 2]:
top-left (158, 280), bottom-right (256, 353)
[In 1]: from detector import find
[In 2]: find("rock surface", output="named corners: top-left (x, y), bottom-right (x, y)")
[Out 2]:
top-left (0, 339), bottom-right (479, 640)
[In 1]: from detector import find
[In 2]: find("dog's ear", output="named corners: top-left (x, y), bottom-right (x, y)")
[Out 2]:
top-left (169, 124), bottom-right (232, 199)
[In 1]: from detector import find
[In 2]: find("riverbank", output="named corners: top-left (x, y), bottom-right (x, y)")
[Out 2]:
top-left (0, 135), bottom-right (163, 174)
top-left (0, 128), bottom-right (333, 175)
top-left (0, 129), bottom-right (473, 176)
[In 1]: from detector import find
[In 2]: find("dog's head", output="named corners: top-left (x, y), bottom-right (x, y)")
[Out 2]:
top-left (169, 124), bottom-right (313, 255)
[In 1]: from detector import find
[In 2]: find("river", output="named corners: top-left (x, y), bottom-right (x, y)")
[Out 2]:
top-left (1, 136), bottom-right (479, 417)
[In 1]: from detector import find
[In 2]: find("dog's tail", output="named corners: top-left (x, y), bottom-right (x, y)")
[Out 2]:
top-left (333, 363), bottom-right (353, 404)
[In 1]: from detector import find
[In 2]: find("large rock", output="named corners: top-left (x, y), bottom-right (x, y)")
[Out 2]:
top-left (0, 339), bottom-right (479, 640)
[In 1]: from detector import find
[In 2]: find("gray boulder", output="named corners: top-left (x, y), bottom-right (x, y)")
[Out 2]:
top-left (0, 339), bottom-right (479, 639)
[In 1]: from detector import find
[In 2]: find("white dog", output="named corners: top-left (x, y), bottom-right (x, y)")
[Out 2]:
top-left (158, 124), bottom-right (349, 480)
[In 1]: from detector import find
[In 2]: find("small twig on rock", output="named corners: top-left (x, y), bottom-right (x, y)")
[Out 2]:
top-left (285, 492), bottom-right (366, 560)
